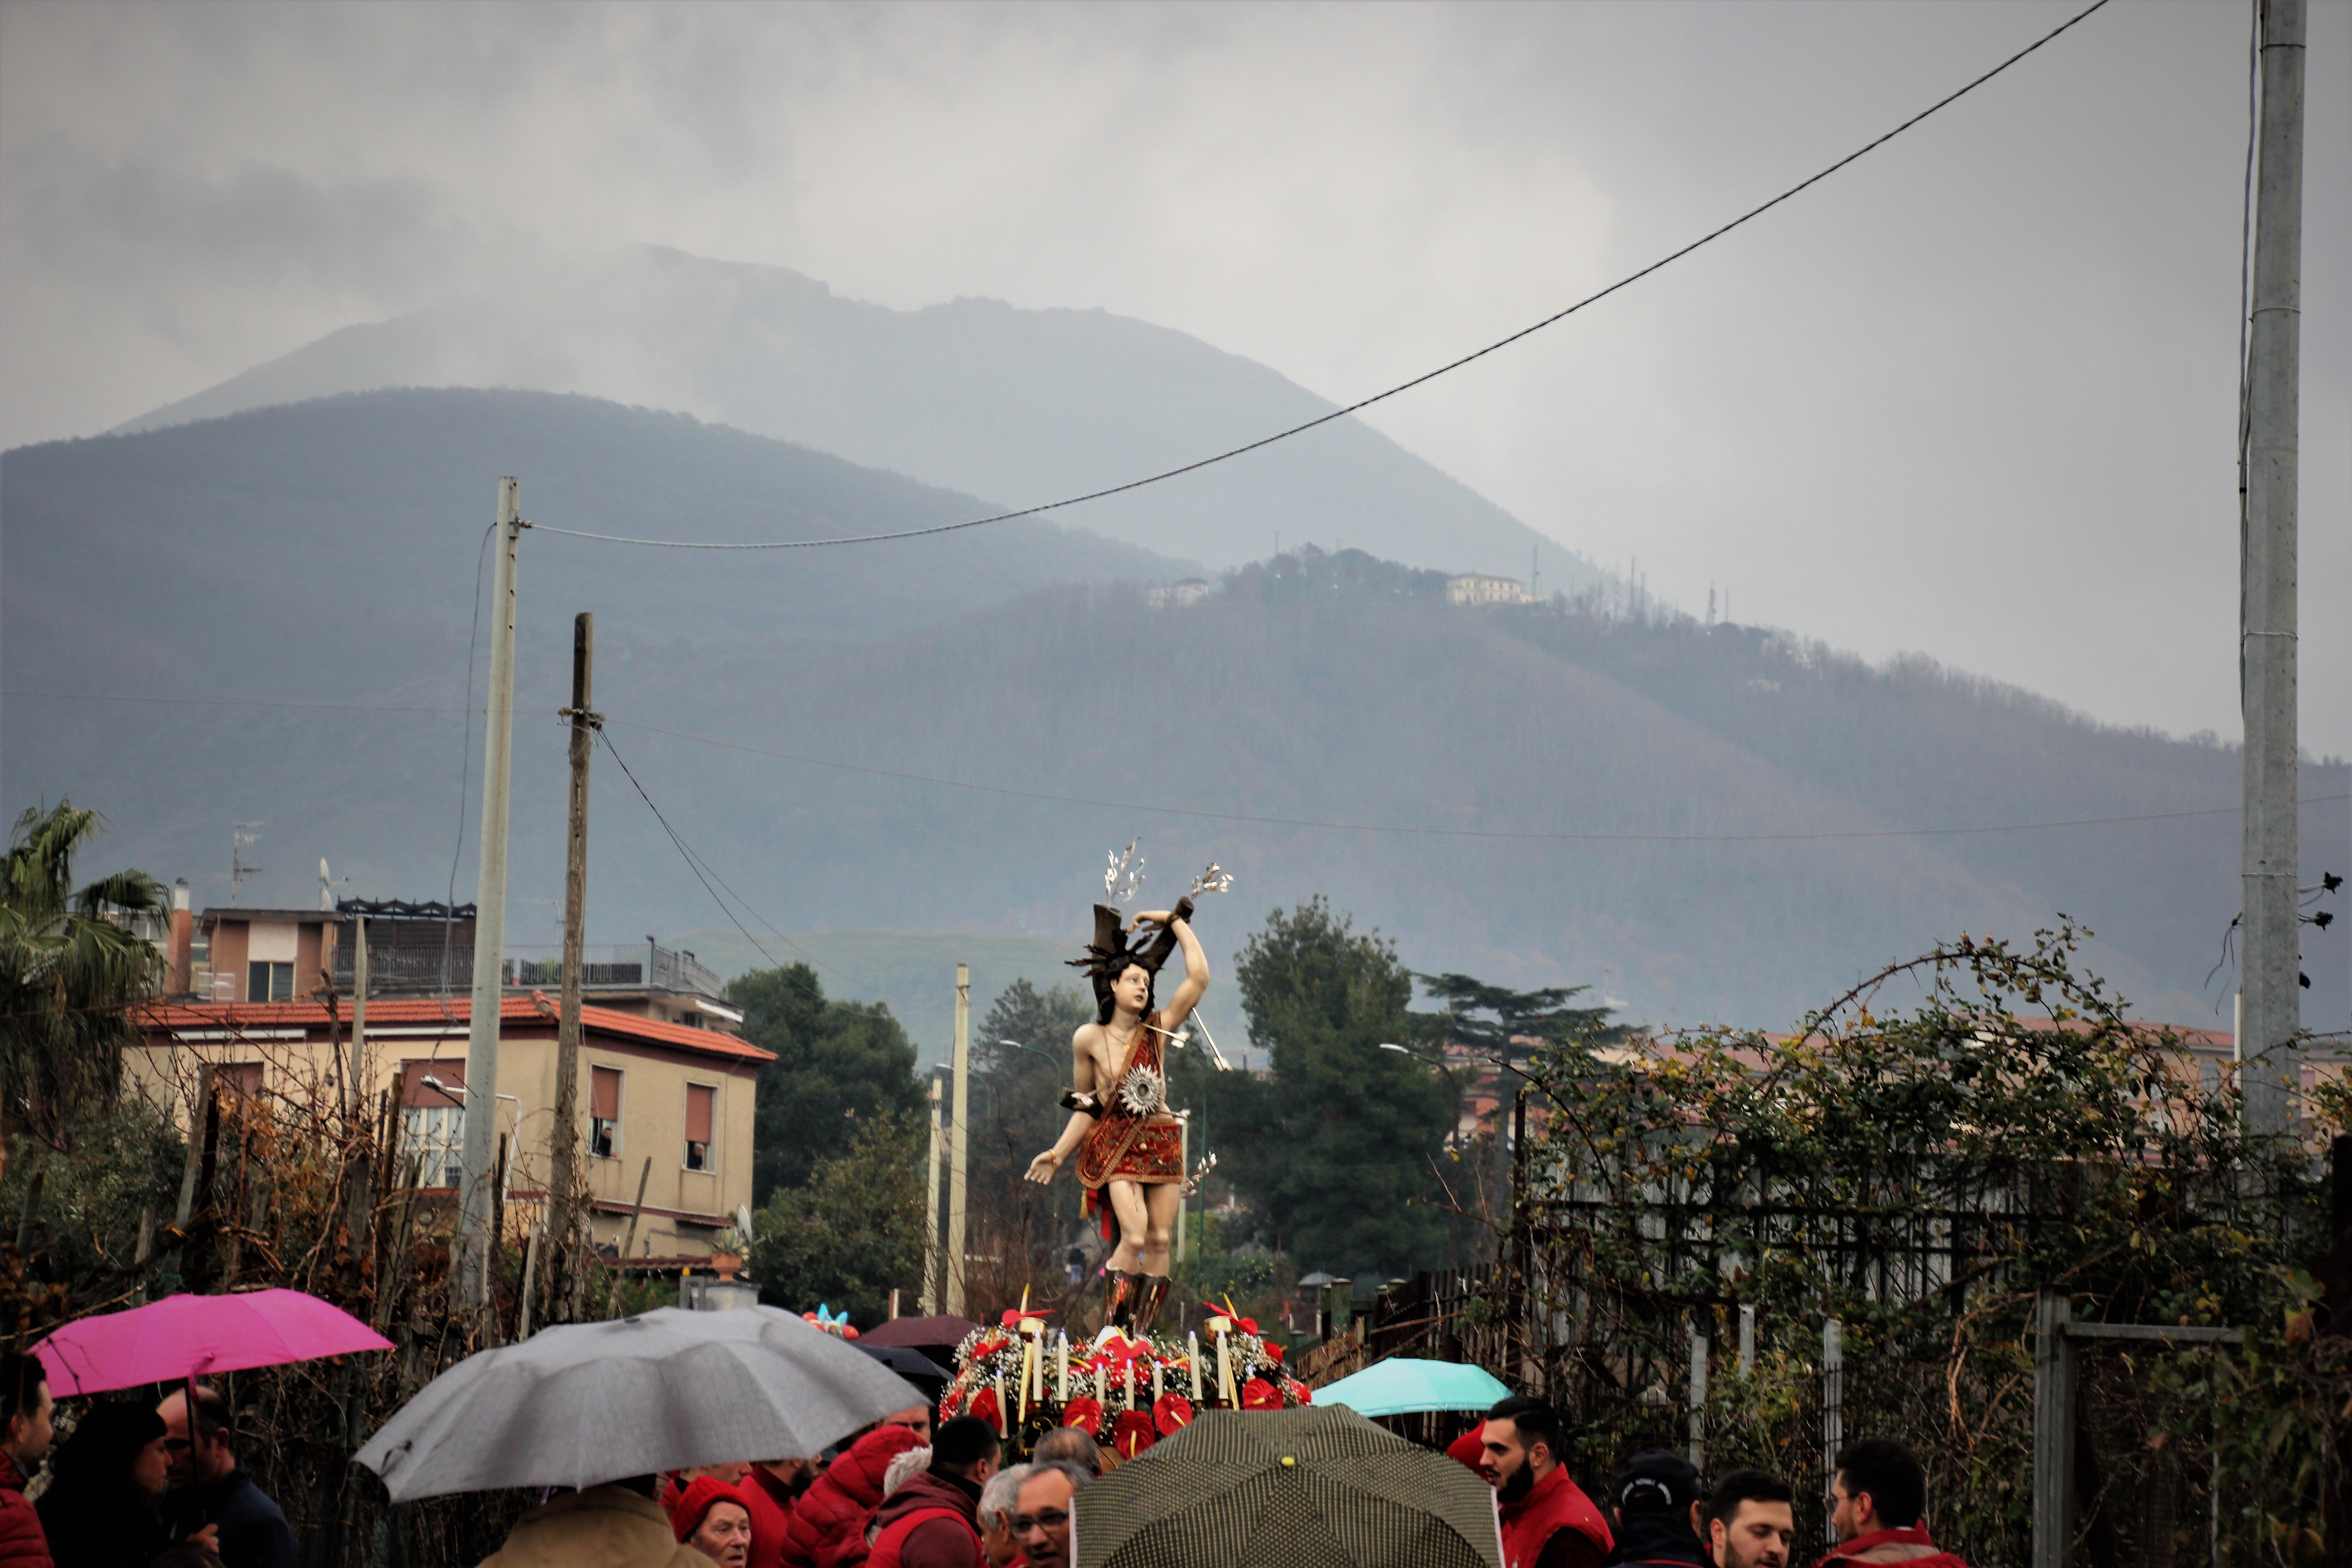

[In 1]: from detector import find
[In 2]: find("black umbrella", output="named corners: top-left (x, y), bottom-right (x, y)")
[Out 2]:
top-left (857, 1343), bottom-right (951, 1382)
top-left (1073, 1404), bottom-right (1502, 1568)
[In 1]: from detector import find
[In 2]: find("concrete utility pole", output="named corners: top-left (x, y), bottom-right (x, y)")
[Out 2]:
top-left (457, 478), bottom-right (524, 1312)
top-left (549, 612), bottom-right (597, 1304)
top-left (924, 1076), bottom-right (944, 1314)
top-left (349, 915), bottom-right (368, 1122)
top-left (2240, 0), bottom-right (2306, 1133)
top-left (946, 962), bottom-right (971, 1317)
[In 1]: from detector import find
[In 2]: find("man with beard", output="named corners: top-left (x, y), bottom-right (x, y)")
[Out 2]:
top-left (1703, 1470), bottom-right (1796, 1568)
top-left (1599, 1451), bottom-right (1706, 1567)
top-left (1478, 1396), bottom-right (1612, 1568)
top-left (1820, 1441), bottom-right (1968, 1567)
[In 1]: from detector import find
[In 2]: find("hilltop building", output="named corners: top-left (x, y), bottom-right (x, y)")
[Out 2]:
top-left (1445, 573), bottom-right (1532, 607)
top-left (1147, 578), bottom-right (1212, 610)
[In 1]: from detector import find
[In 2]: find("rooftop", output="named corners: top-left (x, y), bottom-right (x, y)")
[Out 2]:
top-left (135, 995), bottom-right (776, 1066)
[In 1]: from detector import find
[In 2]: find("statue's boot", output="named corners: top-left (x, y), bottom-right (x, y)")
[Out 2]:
top-left (1098, 1268), bottom-right (1140, 1340)
top-left (1130, 1273), bottom-right (1172, 1338)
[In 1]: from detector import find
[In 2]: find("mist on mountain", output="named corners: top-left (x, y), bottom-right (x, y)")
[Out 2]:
top-left (112, 245), bottom-right (1594, 584)
top-left (11, 387), bottom-right (2342, 1033)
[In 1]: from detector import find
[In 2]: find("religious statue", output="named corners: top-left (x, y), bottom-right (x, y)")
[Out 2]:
top-left (1024, 895), bottom-right (1207, 1339)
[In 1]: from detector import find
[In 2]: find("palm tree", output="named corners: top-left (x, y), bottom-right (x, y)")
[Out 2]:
top-left (0, 803), bottom-right (167, 1148)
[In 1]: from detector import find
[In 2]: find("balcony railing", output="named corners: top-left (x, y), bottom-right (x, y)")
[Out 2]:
top-left (328, 935), bottom-right (726, 1001)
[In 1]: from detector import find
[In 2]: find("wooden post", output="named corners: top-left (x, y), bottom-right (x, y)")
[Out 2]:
top-left (550, 612), bottom-right (595, 1315)
top-left (2033, 1291), bottom-right (2074, 1568)
top-left (608, 1156), bottom-right (653, 1318)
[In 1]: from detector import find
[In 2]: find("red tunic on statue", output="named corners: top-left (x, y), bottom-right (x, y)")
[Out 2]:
top-left (1075, 1022), bottom-right (1185, 1189)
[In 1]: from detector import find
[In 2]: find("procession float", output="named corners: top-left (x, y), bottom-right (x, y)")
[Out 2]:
top-left (938, 851), bottom-right (1313, 1460)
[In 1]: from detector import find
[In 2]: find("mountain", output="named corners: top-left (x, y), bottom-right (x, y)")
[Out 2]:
top-left (8, 391), bottom-right (2343, 1034)
top-left (113, 246), bottom-right (1588, 584)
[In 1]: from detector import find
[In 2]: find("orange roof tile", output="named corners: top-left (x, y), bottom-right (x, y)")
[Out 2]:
top-left (135, 995), bottom-right (775, 1065)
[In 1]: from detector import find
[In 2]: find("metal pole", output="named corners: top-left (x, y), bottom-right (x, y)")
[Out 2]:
top-left (924, 1076), bottom-right (944, 1314)
top-left (1739, 1303), bottom-right (1756, 1376)
top-left (947, 962), bottom-right (970, 1317)
top-left (1688, 1327), bottom-right (1708, 1469)
top-left (2239, 0), bottom-right (2306, 1133)
top-left (350, 915), bottom-right (369, 1121)
top-left (2032, 1291), bottom-right (2075, 1568)
top-left (457, 477), bottom-right (524, 1312)
top-left (1821, 1318), bottom-right (1843, 1544)
top-left (550, 612), bottom-right (595, 1308)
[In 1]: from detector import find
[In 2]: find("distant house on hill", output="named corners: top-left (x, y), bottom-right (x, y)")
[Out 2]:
top-left (1148, 578), bottom-right (1213, 610)
top-left (1446, 573), bottom-right (1531, 607)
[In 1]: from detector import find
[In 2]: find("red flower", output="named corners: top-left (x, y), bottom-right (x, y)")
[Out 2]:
top-left (1263, 1342), bottom-right (1284, 1364)
top-left (1112, 1409), bottom-right (1157, 1460)
top-left (1000, 1307), bottom-right (1052, 1329)
top-left (1241, 1377), bottom-right (1279, 1410)
top-left (1060, 1397), bottom-right (1104, 1436)
top-left (1152, 1393), bottom-right (1195, 1436)
top-left (969, 1387), bottom-right (1004, 1436)
top-left (1283, 1378), bottom-right (1313, 1406)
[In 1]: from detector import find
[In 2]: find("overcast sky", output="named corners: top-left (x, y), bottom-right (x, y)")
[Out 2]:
top-left (3, 0), bottom-right (2345, 755)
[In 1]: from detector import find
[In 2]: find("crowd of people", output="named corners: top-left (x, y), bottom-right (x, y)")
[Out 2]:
top-left (1, 1347), bottom-right (1969, 1568)
top-left (1460, 1394), bottom-right (1970, 1568)
top-left (1, 1350), bottom-right (299, 1568)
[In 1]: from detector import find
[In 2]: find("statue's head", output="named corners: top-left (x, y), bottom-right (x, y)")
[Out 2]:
top-left (1068, 902), bottom-right (1183, 1024)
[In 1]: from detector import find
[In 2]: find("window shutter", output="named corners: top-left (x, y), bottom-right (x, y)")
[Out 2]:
top-left (686, 1083), bottom-right (715, 1144)
top-left (592, 1066), bottom-right (622, 1122)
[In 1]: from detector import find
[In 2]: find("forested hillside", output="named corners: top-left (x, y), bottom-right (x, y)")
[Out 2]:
top-left (6, 392), bottom-right (2342, 1030)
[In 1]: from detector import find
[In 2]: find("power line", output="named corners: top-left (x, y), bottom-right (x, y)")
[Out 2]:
top-left (1, 690), bottom-right (476, 714)
top-left (604, 715), bottom-right (2345, 846)
top-left (596, 727), bottom-right (861, 991)
top-left (529, 0), bottom-right (2111, 554)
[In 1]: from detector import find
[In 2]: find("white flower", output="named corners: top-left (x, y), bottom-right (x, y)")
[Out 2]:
top-left (1117, 1064), bottom-right (1166, 1117)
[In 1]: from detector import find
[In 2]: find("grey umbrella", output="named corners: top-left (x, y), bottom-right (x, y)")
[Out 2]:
top-left (354, 1306), bottom-right (922, 1501)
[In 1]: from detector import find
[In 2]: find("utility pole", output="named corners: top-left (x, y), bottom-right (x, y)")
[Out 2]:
top-left (946, 962), bottom-right (971, 1317)
top-left (457, 478), bottom-right (524, 1313)
top-left (924, 1075), bottom-right (944, 1314)
top-left (549, 612), bottom-right (597, 1310)
top-left (2240, 0), bottom-right (2306, 1133)
top-left (349, 915), bottom-right (368, 1122)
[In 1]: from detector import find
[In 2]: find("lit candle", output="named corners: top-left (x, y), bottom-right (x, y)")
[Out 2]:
top-left (1017, 1342), bottom-right (1031, 1426)
top-left (995, 1369), bottom-right (1007, 1430)
top-left (1123, 1358), bottom-right (1134, 1410)
top-left (1094, 1358), bottom-right (1107, 1405)
top-left (1152, 1359), bottom-right (1164, 1403)
top-left (1057, 1334), bottom-right (1069, 1401)
top-left (1188, 1334), bottom-right (1203, 1401)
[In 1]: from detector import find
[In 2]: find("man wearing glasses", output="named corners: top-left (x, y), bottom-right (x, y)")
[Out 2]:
top-left (1010, 1460), bottom-right (1090, 1566)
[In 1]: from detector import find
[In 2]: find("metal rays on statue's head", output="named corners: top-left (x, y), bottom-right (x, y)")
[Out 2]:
top-left (1187, 862), bottom-right (1234, 899)
top-left (1105, 840), bottom-right (1146, 906)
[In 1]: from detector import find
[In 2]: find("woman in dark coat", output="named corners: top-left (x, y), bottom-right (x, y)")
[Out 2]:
top-left (34, 1402), bottom-right (174, 1568)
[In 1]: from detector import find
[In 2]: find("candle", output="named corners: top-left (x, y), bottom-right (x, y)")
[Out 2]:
top-left (1017, 1342), bottom-right (1032, 1426)
top-left (995, 1369), bottom-right (1007, 1429)
top-left (1057, 1334), bottom-right (1069, 1401)
top-left (1152, 1360), bottom-right (1164, 1403)
top-left (1123, 1358), bottom-right (1134, 1410)
top-left (1094, 1359), bottom-right (1106, 1405)
top-left (1188, 1333), bottom-right (1203, 1401)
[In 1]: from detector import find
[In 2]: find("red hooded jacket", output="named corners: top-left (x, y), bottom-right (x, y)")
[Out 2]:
top-left (1818, 1524), bottom-right (1970, 1567)
top-left (739, 1465), bottom-right (799, 1568)
top-left (779, 1426), bottom-right (923, 1568)
top-left (1498, 1463), bottom-right (1612, 1568)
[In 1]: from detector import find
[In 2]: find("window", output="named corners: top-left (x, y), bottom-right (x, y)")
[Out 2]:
top-left (684, 1083), bottom-right (715, 1171)
top-left (246, 961), bottom-right (294, 1002)
top-left (399, 1061), bottom-right (466, 1189)
top-left (591, 1067), bottom-right (622, 1159)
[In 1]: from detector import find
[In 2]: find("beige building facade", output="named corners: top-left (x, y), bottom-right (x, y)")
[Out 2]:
top-left (130, 995), bottom-right (772, 1266)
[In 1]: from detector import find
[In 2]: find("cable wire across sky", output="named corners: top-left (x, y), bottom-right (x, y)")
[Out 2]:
top-left (531, 0), bottom-right (2112, 553)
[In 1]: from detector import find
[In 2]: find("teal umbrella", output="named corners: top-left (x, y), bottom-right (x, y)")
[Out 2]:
top-left (1311, 1358), bottom-right (1510, 1419)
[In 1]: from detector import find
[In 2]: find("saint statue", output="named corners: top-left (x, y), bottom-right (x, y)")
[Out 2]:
top-left (1024, 897), bottom-right (1206, 1338)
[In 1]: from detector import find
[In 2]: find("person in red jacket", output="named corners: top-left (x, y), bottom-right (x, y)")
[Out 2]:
top-left (778, 1425), bottom-right (923, 1568)
top-left (1478, 1396), bottom-right (1612, 1568)
top-left (865, 1416), bottom-right (997, 1568)
top-left (672, 1475), bottom-right (756, 1568)
top-left (740, 1458), bottom-right (815, 1568)
top-left (1820, 1441), bottom-right (1970, 1568)
top-left (0, 1351), bottom-right (55, 1568)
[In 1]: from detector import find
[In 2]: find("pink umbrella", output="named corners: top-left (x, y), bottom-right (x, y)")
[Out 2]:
top-left (34, 1289), bottom-right (394, 1396)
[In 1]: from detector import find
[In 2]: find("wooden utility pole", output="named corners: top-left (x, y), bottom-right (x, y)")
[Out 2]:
top-left (946, 963), bottom-right (971, 1317)
top-left (458, 477), bottom-right (525, 1312)
top-left (549, 612), bottom-right (597, 1310)
top-left (349, 915), bottom-right (369, 1122)
top-left (2239, 0), bottom-right (2306, 1133)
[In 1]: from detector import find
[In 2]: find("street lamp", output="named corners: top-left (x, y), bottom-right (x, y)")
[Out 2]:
top-left (421, 1075), bottom-right (524, 1192)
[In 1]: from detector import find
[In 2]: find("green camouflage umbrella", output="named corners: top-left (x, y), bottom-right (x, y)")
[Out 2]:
top-left (1073, 1403), bottom-right (1503, 1568)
